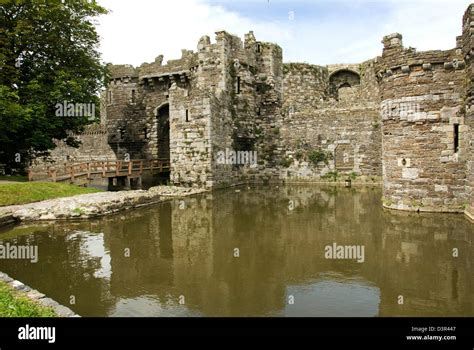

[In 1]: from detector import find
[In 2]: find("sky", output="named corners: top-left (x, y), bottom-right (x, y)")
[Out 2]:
top-left (96, 0), bottom-right (472, 67)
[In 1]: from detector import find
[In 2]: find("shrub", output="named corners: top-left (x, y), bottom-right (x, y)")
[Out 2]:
top-left (308, 149), bottom-right (332, 166)
top-left (279, 157), bottom-right (293, 168)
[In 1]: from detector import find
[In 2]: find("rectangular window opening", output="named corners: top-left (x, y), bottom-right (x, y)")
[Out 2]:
top-left (131, 89), bottom-right (136, 103)
top-left (454, 123), bottom-right (460, 153)
top-left (144, 127), bottom-right (148, 140)
top-left (185, 109), bottom-right (189, 122)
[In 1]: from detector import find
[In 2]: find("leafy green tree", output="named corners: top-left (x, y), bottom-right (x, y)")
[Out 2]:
top-left (0, 0), bottom-right (108, 173)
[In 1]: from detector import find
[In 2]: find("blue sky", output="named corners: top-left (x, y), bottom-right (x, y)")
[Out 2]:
top-left (206, 0), bottom-right (390, 22)
top-left (97, 0), bottom-right (472, 66)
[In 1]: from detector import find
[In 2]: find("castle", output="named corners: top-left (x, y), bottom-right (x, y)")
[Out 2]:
top-left (46, 4), bottom-right (474, 220)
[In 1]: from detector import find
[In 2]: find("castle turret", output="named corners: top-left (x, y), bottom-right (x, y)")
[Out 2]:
top-left (377, 31), bottom-right (467, 212)
top-left (105, 64), bottom-right (145, 159)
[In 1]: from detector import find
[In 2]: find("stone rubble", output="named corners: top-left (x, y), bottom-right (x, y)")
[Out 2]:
top-left (0, 186), bottom-right (207, 226)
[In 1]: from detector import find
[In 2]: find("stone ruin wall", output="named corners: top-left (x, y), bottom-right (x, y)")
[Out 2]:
top-left (51, 124), bottom-right (116, 163)
top-left (30, 124), bottom-right (117, 177)
top-left (279, 61), bottom-right (382, 182)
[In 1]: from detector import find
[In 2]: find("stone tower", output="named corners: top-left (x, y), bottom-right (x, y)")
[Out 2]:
top-left (105, 31), bottom-right (283, 188)
top-left (376, 32), bottom-right (467, 212)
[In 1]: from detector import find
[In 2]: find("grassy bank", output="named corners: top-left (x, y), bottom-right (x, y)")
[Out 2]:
top-left (0, 281), bottom-right (56, 317)
top-left (0, 182), bottom-right (102, 207)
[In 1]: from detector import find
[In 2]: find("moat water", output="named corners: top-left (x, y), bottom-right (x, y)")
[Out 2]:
top-left (0, 185), bottom-right (473, 317)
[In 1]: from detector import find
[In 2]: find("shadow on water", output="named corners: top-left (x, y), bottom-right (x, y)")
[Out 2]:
top-left (0, 185), bottom-right (473, 317)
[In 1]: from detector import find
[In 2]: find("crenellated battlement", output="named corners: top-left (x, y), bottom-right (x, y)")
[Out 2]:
top-left (107, 64), bottom-right (138, 81)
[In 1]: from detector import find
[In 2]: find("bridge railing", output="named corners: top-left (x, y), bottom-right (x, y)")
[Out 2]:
top-left (28, 159), bottom-right (170, 182)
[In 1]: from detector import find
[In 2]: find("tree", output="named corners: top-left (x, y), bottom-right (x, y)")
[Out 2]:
top-left (0, 0), bottom-right (108, 173)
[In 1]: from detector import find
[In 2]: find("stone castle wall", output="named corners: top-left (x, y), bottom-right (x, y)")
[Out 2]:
top-left (105, 33), bottom-right (385, 188)
top-left (278, 61), bottom-right (382, 182)
top-left (30, 124), bottom-right (117, 175)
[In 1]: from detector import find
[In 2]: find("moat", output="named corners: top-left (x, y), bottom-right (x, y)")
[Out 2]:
top-left (0, 185), bottom-right (473, 317)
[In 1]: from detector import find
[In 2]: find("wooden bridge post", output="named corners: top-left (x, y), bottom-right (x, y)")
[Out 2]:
top-left (128, 161), bottom-right (132, 176)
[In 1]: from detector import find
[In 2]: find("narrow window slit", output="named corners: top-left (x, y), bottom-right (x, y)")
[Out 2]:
top-left (236, 77), bottom-right (241, 94)
top-left (454, 124), bottom-right (459, 153)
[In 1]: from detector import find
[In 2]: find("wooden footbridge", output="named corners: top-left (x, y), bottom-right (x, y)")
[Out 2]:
top-left (28, 159), bottom-right (170, 188)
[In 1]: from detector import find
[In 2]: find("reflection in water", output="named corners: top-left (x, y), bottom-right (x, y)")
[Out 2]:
top-left (0, 186), bottom-right (473, 317)
top-left (284, 276), bottom-right (380, 317)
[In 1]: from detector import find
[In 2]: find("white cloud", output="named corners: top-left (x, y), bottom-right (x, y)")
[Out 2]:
top-left (96, 0), bottom-right (472, 67)
top-left (97, 0), bottom-right (290, 66)
top-left (382, 0), bottom-right (468, 51)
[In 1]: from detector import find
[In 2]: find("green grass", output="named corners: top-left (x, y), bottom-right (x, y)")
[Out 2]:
top-left (0, 182), bottom-right (102, 207)
top-left (0, 175), bottom-right (28, 182)
top-left (0, 281), bottom-right (56, 317)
